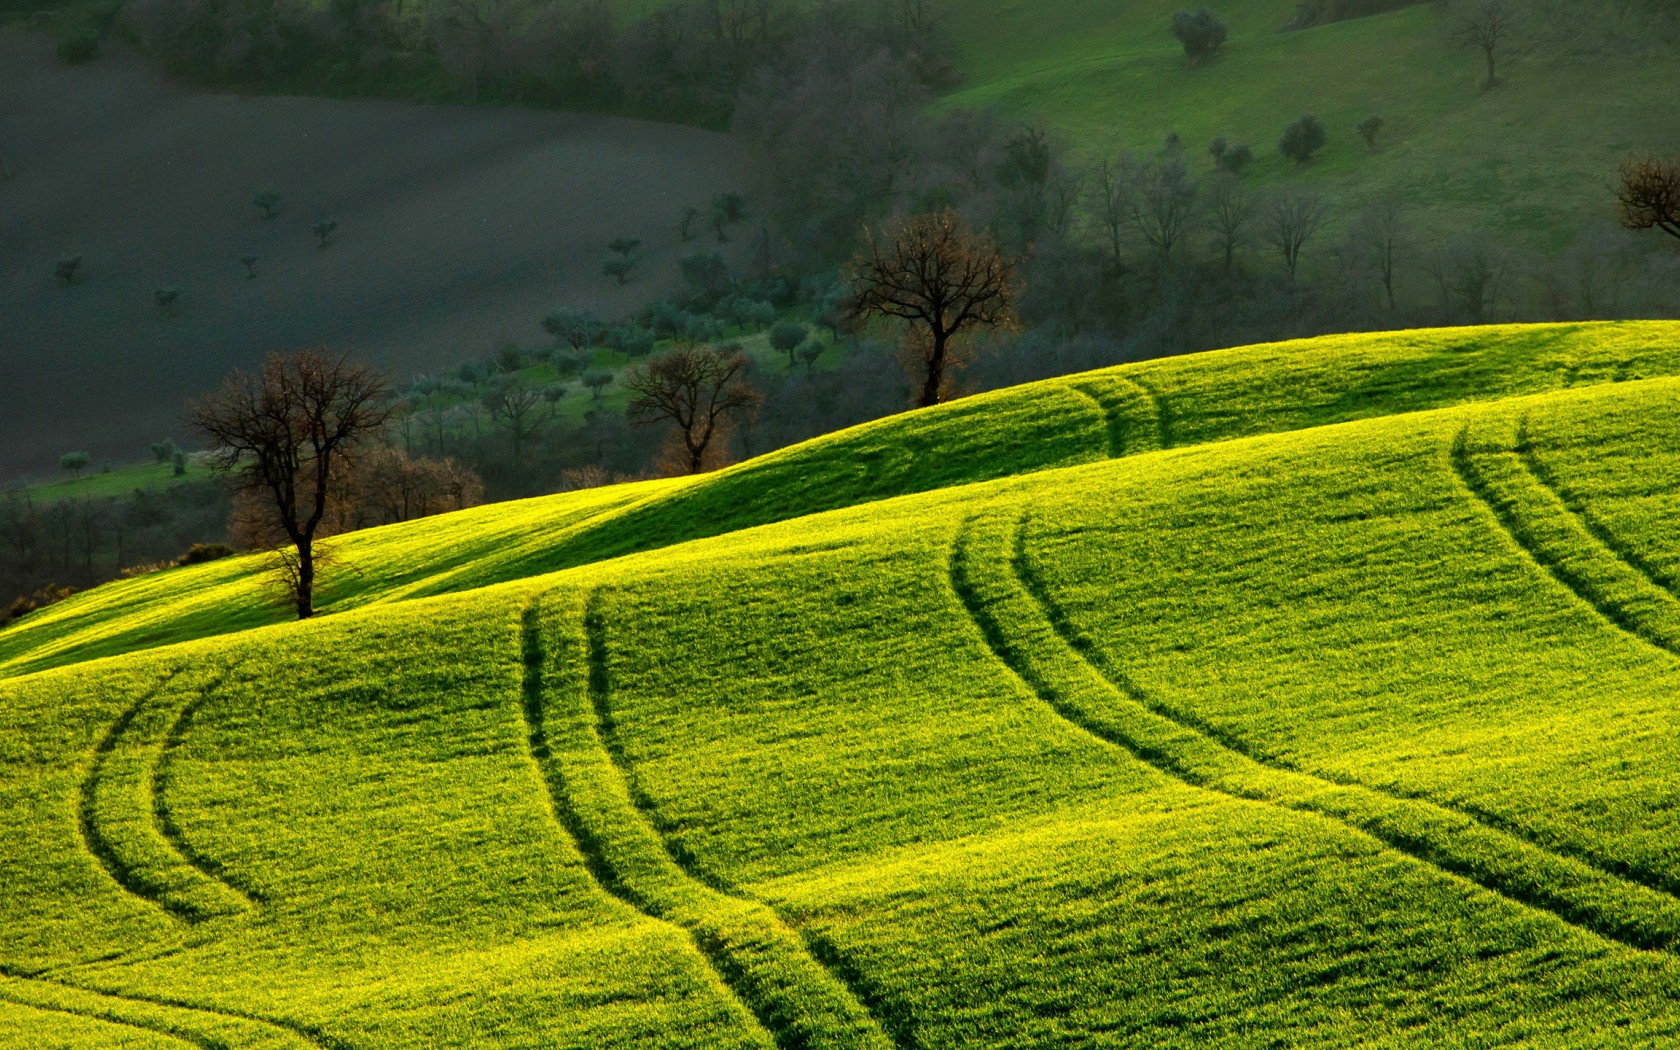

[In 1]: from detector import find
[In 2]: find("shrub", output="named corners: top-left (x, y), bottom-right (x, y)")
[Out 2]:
top-left (1358, 115), bottom-right (1385, 151)
top-left (253, 189), bottom-right (281, 219)
top-left (1280, 114), bottom-right (1328, 165)
top-left (1220, 142), bottom-right (1255, 176)
top-left (178, 542), bottom-right (238, 565)
top-left (1170, 8), bottom-right (1229, 66)
top-left (2, 584), bottom-right (76, 628)
top-left (56, 254), bottom-right (83, 285)
top-left (57, 32), bottom-right (99, 64)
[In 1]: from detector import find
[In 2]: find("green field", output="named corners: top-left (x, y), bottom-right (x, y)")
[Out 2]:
top-left (6, 321), bottom-right (1680, 1045)
top-left (942, 0), bottom-right (1680, 251)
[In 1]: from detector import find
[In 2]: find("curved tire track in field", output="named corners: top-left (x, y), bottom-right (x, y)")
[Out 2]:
top-left (0, 968), bottom-right (346, 1050)
top-left (0, 992), bottom-right (205, 1048)
top-left (1518, 422), bottom-right (1680, 597)
top-left (1451, 420), bottom-right (1680, 659)
top-left (1122, 373), bottom-right (1174, 450)
top-left (1066, 375), bottom-right (1165, 459)
top-left (153, 677), bottom-right (267, 909)
top-left (949, 509), bottom-right (1680, 955)
top-left (78, 669), bottom-right (256, 924)
top-left (520, 596), bottom-right (899, 1050)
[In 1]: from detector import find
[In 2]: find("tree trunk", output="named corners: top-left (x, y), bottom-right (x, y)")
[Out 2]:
top-left (919, 330), bottom-right (948, 408)
top-left (1484, 48), bottom-right (1496, 89)
top-left (295, 540), bottom-right (315, 620)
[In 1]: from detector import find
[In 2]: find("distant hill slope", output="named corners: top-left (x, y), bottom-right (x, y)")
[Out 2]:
top-left (6, 331), bottom-right (1680, 1045)
top-left (0, 30), bottom-right (755, 478)
top-left (942, 0), bottom-right (1680, 250)
top-left (4, 320), bottom-right (1677, 679)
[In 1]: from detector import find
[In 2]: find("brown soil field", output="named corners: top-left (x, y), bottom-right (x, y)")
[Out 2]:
top-left (0, 31), bottom-right (758, 479)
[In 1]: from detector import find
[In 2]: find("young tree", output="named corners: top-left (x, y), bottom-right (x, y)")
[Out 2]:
top-left (1205, 174), bottom-right (1254, 273)
top-left (484, 378), bottom-right (545, 467)
top-left (1459, 1), bottom-right (1511, 90)
top-left (604, 237), bottom-right (641, 285)
top-left (583, 370), bottom-right (614, 401)
top-left (1357, 115), bottom-right (1385, 152)
top-left (1353, 197), bottom-right (1405, 309)
top-left (1121, 155), bottom-right (1200, 270)
top-left (55, 254), bottom-right (83, 286)
top-left (848, 209), bottom-right (1018, 408)
top-left (150, 439), bottom-right (178, 463)
top-left (1617, 155), bottom-right (1680, 245)
top-left (797, 340), bottom-right (824, 372)
top-left (253, 189), bottom-right (282, 220)
top-left (313, 219), bottom-right (339, 249)
top-left (770, 320), bottom-right (809, 368)
top-left (625, 345), bottom-right (762, 475)
top-left (1170, 8), bottom-right (1229, 67)
top-left (678, 205), bottom-right (701, 242)
top-left (1264, 187), bottom-right (1331, 280)
top-left (191, 349), bottom-right (392, 620)
top-left (154, 287), bottom-right (181, 315)
top-left (59, 452), bottom-right (91, 479)
top-left (711, 192), bottom-right (748, 242)
top-left (1280, 115), bottom-right (1327, 166)
top-left (542, 308), bottom-right (604, 351)
top-left (240, 254), bottom-right (260, 279)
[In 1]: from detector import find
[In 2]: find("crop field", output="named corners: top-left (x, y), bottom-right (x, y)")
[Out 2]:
top-left (3, 320), bottom-right (1680, 1045)
top-left (0, 30), bottom-right (756, 479)
top-left (943, 0), bottom-right (1680, 250)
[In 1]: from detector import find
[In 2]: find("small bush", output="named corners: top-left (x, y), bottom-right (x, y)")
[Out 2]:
top-left (57, 32), bottom-right (100, 64)
top-left (1280, 114), bottom-right (1328, 165)
top-left (2, 584), bottom-right (76, 628)
top-left (178, 542), bottom-right (238, 565)
top-left (1171, 8), bottom-right (1229, 66)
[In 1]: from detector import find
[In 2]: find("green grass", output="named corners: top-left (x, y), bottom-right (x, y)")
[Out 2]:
top-left (941, 0), bottom-right (1680, 252)
top-left (9, 320), bottom-right (1680, 1045)
top-left (16, 460), bottom-right (209, 501)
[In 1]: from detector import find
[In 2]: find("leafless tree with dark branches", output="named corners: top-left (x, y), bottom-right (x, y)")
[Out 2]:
top-left (1618, 155), bottom-right (1680, 245)
top-left (191, 349), bottom-right (392, 619)
top-left (625, 345), bottom-right (761, 475)
top-left (848, 209), bottom-right (1017, 408)
top-left (1458, 1), bottom-right (1512, 90)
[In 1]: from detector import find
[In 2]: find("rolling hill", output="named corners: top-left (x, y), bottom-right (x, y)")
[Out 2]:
top-left (943, 0), bottom-right (1680, 252)
top-left (4, 321), bottom-right (1680, 1045)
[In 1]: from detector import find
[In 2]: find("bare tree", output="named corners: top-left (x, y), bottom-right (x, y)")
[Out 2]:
top-left (625, 345), bottom-right (761, 474)
top-left (1122, 155), bottom-right (1199, 270)
top-left (343, 448), bottom-right (483, 528)
top-left (484, 379), bottom-right (546, 467)
top-left (191, 350), bottom-right (392, 619)
top-left (1353, 197), bottom-right (1405, 309)
top-left (1090, 157), bottom-right (1128, 272)
top-left (1264, 188), bottom-right (1330, 280)
top-left (848, 209), bottom-right (1018, 408)
top-left (1618, 155), bottom-right (1680, 245)
top-left (1458, 1), bottom-right (1512, 90)
top-left (1204, 174), bottom-right (1253, 274)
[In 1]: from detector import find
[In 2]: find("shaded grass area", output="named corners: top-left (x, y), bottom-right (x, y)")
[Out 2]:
top-left (7, 358), bottom-right (1680, 1042)
top-left (942, 0), bottom-right (1680, 250)
top-left (5, 321), bottom-right (1679, 679)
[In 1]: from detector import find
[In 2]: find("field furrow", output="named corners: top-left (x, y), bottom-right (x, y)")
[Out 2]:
top-left (1452, 419), bottom-right (1680, 657)
top-left (0, 971), bottom-right (324, 1050)
top-left (1068, 375), bottom-right (1164, 458)
top-left (78, 669), bottom-right (254, 924)
top-left (520, 594), bottom-right (897, 1050)
top-left (950, 508), bottom-right (1680, 955)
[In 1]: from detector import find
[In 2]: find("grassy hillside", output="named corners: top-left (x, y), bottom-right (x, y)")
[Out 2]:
top-left (6, 321), bottom-right (1680, 1044)
top-left (5, 320), bottom-right (1677, 679)
top-left (943, 0), bottom-right (1680, 250)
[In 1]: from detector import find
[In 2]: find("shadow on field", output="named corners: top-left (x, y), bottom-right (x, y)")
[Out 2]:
top-left (0, 30), bottom-right (757, 478)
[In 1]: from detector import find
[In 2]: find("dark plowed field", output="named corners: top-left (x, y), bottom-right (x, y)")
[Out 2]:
top-left (0, 31), bottom-right (757, 478)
